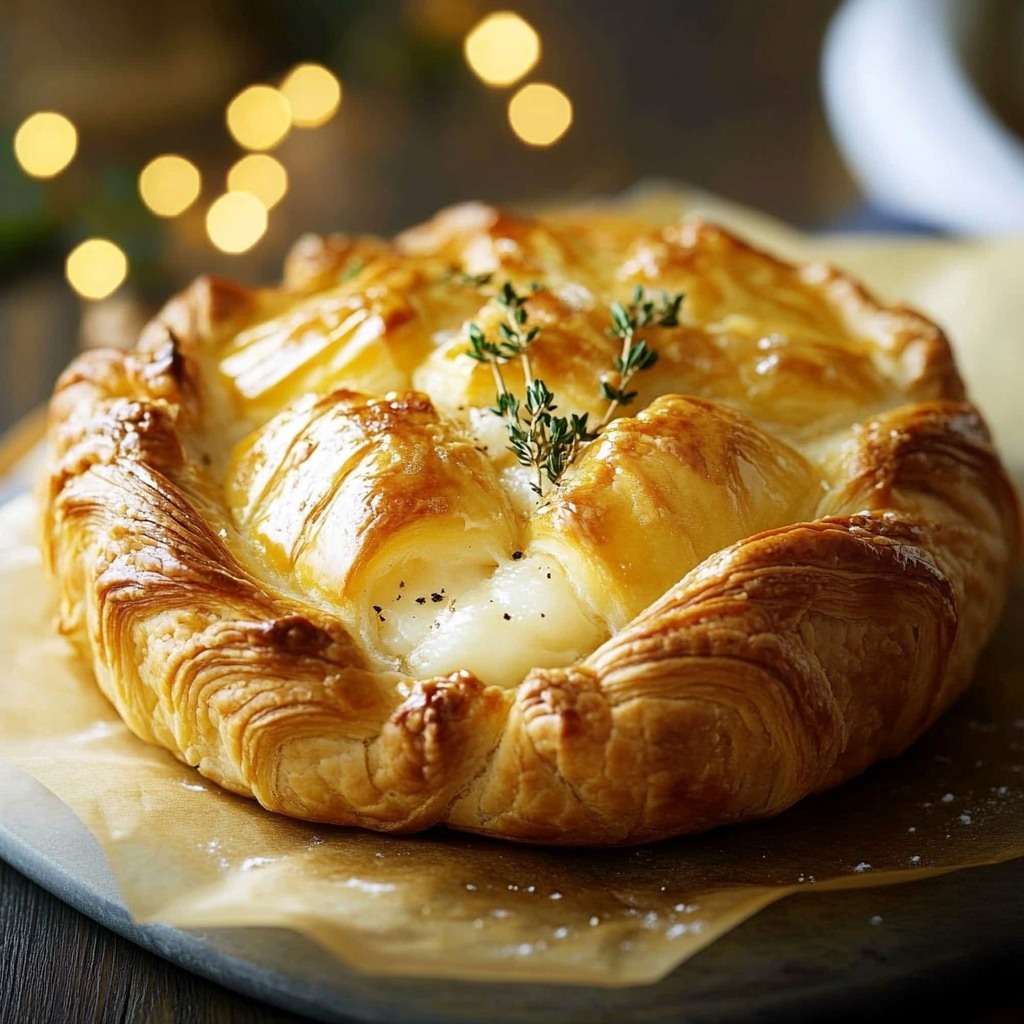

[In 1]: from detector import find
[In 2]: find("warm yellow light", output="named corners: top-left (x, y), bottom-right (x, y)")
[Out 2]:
top-left (225, 85), bottom-right (292, 151)
top-left (227, 153), bottom-right (289, 210)
top-left (464, 12), bottom-right (540, 87)
top-left (280, 63), bottom-right (342, 128)
top-left (206, 191), bottom-right (268, 253)
top-left (508, 83), bottom-right (573, 146)
top-left (138, 155), bottom-right (201, 218)
top-left (13, 112), bottom-right (78, 178)
top-left (65, 239), bottom-right (128, 300)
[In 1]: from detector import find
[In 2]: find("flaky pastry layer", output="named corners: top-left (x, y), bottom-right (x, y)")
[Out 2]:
top-left (42, 204), bottom-right (1020, 844)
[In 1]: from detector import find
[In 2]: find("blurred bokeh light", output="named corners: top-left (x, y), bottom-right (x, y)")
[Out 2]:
top-left (65, 239), bottom-right (127, 299)
top-left (508, 82), bottom-right (572, 146)
top-left (138, 155), bottom-right (202, 218)
top-left (228, 153), bottom-right (289, 210)
top-left (226, 85), bottom-right (292, 151)
top-left (280, 64), bottom-right (342, 128)
top-left (464, 12), bottom-right (540, 87)
top-left (13, 112), bottom-right (78, 178)
top-left (206, 191), bottom-right (268, 253)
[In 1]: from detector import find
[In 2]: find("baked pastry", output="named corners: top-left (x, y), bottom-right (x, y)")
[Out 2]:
top-left (42, 203), bottom-right (1020, 845)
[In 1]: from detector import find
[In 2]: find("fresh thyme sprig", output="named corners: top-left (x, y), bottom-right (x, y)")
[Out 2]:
top-left (466, 282), bottom-right (594, 496)
top-left (465, 281), bottom-right (683, 497)
top-left (493, 280), bottom-right (541, 386)
top-left (598, 285), bottom-right (683, 427)
top-left (504, 380), bottom-right (595, 496)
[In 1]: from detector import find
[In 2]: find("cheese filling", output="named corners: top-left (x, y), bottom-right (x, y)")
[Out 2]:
top-left (363, 552), bottom-right (606, 688)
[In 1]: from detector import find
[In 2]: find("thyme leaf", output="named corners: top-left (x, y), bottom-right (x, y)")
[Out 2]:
top-left (445, 267), bottom-right (494, 287)
top-left (341, 258), bottom-right (366, 282)
top-left (599, 285), bottom-right (683, 427)
top-left (464, 282), bottom-right (595, 496)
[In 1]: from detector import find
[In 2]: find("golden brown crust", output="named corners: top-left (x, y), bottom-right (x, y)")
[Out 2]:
top-left (42, 204), bottom-right (1020, 845)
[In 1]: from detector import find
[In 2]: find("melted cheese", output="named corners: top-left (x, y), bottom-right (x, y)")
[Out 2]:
top-left (365, 554), bottom-right (605, 687)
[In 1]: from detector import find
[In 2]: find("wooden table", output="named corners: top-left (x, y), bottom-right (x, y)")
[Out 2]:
top-left (0, 859), bottom-right (311, 1023)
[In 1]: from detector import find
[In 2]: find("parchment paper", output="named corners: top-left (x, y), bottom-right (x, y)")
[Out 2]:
top-left (1, 192), bottom-right (1022, 987)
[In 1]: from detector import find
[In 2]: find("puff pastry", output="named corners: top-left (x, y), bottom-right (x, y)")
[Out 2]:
top-left (42, 203), bottom-right (1020, 845)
